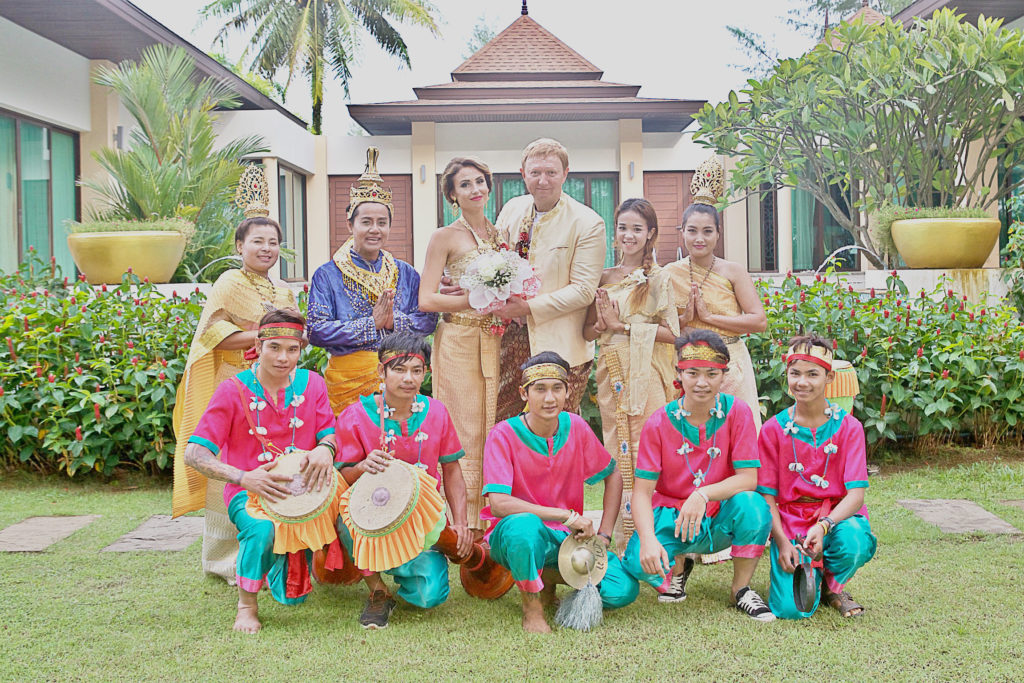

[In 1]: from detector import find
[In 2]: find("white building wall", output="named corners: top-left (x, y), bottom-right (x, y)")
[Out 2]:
top-left (328, 134), bottom-right (412, 174)
top-left (0, 16), bottom-right (91, 131)
top-left (214, 110), bottom-right (316, 174)
top-left (642, 130), bottom-right (714, 171)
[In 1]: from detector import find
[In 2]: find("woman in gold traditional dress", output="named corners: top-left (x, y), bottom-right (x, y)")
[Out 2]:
top-left (418, 157), bottom-right (501, 532)
top-left (665, 156), bottom-right (768, 566)
top-left (582, 198), bottom-right (678, 549)
top-left (171, 166), bottom-right (297, 582)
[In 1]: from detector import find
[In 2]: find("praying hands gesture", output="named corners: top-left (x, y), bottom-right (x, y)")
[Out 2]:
top-left (680, 283), bottom-right (711, 327)
top-left (372, 290), bottom-right (395, 330)
top-left (594, 289), bottom-right (625, 334)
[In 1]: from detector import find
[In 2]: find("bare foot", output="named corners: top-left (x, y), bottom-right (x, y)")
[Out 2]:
top-left (521, 593), bottom-right (552, 633)
top-left (234, 603), bottom-right (261, 634)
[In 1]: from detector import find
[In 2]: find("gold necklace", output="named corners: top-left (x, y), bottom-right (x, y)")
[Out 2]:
top-left (689, 255), bottom-right (716, 292)
top-left (457, 214), bottom-right (499, 248)
top-left (241, 268), bottom-right (277, 312)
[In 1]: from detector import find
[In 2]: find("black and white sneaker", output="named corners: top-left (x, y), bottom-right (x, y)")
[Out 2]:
top-left (734, 586), bottom-right (776, 622)
top-left (658, 557), bottom-right (694, 603)
top-left (359, 589), bottom-right (396, 629)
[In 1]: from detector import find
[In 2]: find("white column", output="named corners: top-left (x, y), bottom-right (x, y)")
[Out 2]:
top-left (305, 136), bottom-right (330, 278)
top-left (776, 187), bottom-right (793, 273)
top-left (411, 121), bottom-right (437, 269)
top-left (262, 156), bottom-right (281, 279)
top-left (618, 119), bottom-right (644, 201)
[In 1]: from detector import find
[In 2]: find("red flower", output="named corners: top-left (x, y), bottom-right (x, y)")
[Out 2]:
top-left (943, 303), bottom-right (949, 313)
top-left (891, 270), bottom-right (897, 277)
top-left (981, 308), bottom-right (987, 316)
top-left (917, 319), bottom-right (922, 326)
top-left (126, 267), bottom-right (133, 274)
top-left (54, 326), bottom-right (62, 334)
top-left (791, 304), bottom-right (797, 312)
top-left (838, 302), bottom-right (844, 310)
top-left (916, 347), bottom-right (923, 358)
top-left (832, 339), bottom-right (838, 350)
top-left (786, 270), bottom-right (792, 278)
top-left (70, 296), bottom-right (77, 305)
top-left (94, 403), bottom-right (101, 421)
top-left (962, 295), bottom-right (968, 301)
top-left (158, 372), bottom-right (166, 381)
top-left (36, 366), bottom-right (44, 377)
top-left (160, 358), bottom-right (167, 368)
top-left (941, 369), bottom-right (949, 379)
top-left (947, 289), bottom-right (954, 297)
top-left (99, 334), bottom-right (105, 343)
top-left (1019, 349), bottom-right (1024, 360)
top-left (795, 277), bottom-right (802, 286)
top-left (303, 284), bottom-right (309, 294)
top-left (887, 336), bottom-right (892, 344)
top-left (131, 356), bottom-right (139, 366)
top-left (78, 274), bottom-right (87, 282)
top-left (850, 310), bottom-right (856, 319)
top-left (172, 290), bottom-right (177, 299)
top-left (848, 285), bottom-right (854, 293)
top-left (81, 306), bottom-right (87, 313)
top-left (74, 352), bottom-right (80, 362)
top-left (920, 290), bottom-right (926, 298)
top-left (47, 373), bottom-right (56, 383)
top-left (0, 387), bottom-right (4, 397)
top-left (127, 341), bottom-right (134, 349)
top-left (75, 367), bottom-right (83, 375)
top-left (6, 338), bottom-right (16, 361)
top-left (853, 330), bottom-right (859, 343)
top-left (884, 310), bottom-right (890, 319)
top-left (800, 292), bottom-right (806, 303)
top-left (969, 313), bottom-right (975, 322)
top-left (194, 287), bottom-right (200, 295)
top-left (896, 299), bottom-right (901, 307)
top-left (143, 276), bottom-right (149, 284)
top-left (75, 426), bottom-right (83, 441)
top-left (763, 297), bottom-right (770, 306)
top-left (951, 313), bottom-right (956, 321)
top-left (23, 317), bottom-right (29, 332)
top-left (861, 346), bottom-right (868, 358)
top-left (870, 288), bottom-right (876, 298)
top-left (101, 284), bottom-right (107, 293)
top-left (815, 274), bottom-right (821, 282)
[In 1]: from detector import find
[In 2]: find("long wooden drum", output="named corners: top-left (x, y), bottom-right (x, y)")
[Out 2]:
top-left (339, 460), bottom-right (447, 572)
top-left (247, 450), bottom-right (344, 555)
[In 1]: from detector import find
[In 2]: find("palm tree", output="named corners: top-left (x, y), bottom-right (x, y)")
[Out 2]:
top-left (202, 0), bottom-right (441, 134)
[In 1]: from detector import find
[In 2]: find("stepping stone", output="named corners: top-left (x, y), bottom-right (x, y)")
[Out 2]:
top-left (0, 515), bottom-right (101, 552)
top-left (898, 499), bottom-right (1021, 534)
top-left (102, 515), bottom-right (204, 552)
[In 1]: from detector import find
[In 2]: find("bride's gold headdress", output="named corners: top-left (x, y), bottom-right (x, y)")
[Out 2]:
top-left (690, 155), bottom-right (725, 207)
top-left (235, 164), bottom-right (270, 218)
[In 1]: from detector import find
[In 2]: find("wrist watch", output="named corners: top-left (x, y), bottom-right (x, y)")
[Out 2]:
top-left (622, 323), bottom-right (631, 333)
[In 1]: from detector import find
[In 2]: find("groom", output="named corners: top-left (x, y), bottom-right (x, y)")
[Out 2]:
top-left (491, 138), bottom-right (607, 420)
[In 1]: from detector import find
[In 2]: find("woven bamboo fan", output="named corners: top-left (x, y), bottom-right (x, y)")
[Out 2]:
top-left (338, 459), bottom-right (446, 572)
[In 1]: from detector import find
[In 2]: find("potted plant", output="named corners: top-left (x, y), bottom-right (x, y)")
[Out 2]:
top-left (695, 9), bottom-right (1024, 269)
top-left (75, 44), bottom-right (266, 283)
top-left (66, 218), bottom-right (194, 284)
top-left (871, 205), bottom-right (995, 268)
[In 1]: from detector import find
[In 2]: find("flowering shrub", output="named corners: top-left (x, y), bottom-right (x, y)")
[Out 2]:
top-left (750, 271), bottom-right (1024, 450)
top-left (0, 253), bottom-right (324, 476)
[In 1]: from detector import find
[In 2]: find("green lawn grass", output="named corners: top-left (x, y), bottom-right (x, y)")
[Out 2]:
top-left (2, 451), bottom-right (1023, 682)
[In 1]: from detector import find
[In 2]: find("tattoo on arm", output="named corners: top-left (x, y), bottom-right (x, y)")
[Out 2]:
top-left (184, 443), bottom-right (244, 485)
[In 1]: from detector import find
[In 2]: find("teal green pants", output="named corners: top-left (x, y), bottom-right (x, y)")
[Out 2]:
top-left (227, 491), bottom-right (308, 605)
top-left (768, 514), bottom-right (877, 619)
top-left (622, 491), bottom-right (772, 592)
top-left (336, 521), bottom-right (450, 609)
top-left (488, 513), bottom-right (639, 609)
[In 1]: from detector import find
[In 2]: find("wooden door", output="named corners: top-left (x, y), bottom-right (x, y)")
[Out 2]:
top-left (328, 174), bottom-right (413, 264)
top-left (643, 171), bottom-right (725, 265)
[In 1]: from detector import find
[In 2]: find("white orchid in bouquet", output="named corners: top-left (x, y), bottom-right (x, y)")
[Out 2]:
top-left (459, 249), bottom-right (541, 315)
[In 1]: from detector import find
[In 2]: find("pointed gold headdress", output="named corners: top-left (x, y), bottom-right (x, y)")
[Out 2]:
top-left (348, 147), bottom-right (393, 219)
top-left (690, 155), bottom-right (725, 207)
top-left (235, 164), bottom-right (270, 218)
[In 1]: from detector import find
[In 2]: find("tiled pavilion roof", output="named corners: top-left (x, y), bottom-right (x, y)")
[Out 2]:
top-left (348, 10), bottom-right (705, 135)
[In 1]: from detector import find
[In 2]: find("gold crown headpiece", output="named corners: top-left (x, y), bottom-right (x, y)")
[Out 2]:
top-left (348, 147), bottom-right (393, 220)
top-left (380, 350), bottom-right (427, 367)
top-left (235, 164), bottom-right (271, 218)
top-left (521, 363), bottom-right (569, 390)
top-left (785, 342), bottom-right (833, 371)
top-left (677, 341), bottom-right (729, 370)
top-left (257, 321), bottom-right (304, 341)
top-left (690, 155), bottom-right (725, 207)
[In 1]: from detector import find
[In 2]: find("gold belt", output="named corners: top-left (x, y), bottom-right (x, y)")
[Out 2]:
top-left (442, 312), bottom-right (494, 329)
top-left (220, 349), bottom-right (251, 369)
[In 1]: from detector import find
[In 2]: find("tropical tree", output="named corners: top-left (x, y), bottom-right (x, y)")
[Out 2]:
top-left (696, 10), bottom-right (1024, 267)
top-left (202, 0), bottom-right (441, 134)
top-left (83, 44), bottom-right (268, 280)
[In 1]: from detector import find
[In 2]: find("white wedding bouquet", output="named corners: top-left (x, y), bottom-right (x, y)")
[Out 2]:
top-left (458, 249), bottom-right (541, 315)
